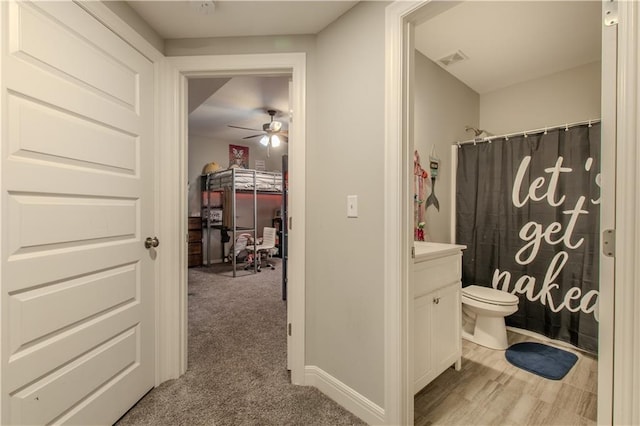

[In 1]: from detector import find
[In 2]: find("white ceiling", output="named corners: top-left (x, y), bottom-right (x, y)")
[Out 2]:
top-left (128, 1), bottom-right (358, 39)
top-left (414, 1), bottom-right (602, 94)
top-left (188, 75), bottom-right (290, 141)
top-left (127, 1), bottom-right (602, 143)
top-left (127, 0), bottom-right (356, 145)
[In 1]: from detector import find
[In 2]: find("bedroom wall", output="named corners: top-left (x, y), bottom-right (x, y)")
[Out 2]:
top-left (413, 51), bottom-right (479, 244)
top-left (188, 133), bottom-right (284, 216)
top-left (480, 60), bottom-right (601, 135)
top-left (188, 133), bottom-right (284, 262)
top-left (310, 0), bottom-right (388, 408)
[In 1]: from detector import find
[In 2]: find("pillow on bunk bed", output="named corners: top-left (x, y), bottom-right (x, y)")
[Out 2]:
top-left (202, 162), bottom-right (220, 174)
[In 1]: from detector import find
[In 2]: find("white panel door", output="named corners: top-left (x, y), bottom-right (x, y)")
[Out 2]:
top-left (1, 1), bottom-right (155, 424)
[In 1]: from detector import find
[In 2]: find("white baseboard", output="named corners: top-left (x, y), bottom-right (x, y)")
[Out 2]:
top-left (304, 365), bottom-right (385, 425)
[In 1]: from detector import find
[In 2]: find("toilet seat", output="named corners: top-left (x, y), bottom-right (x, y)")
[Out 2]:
top-left (462, 285), bottom-right (518, 306)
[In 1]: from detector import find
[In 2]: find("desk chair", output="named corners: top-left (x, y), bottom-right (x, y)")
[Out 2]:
top-left (246, 227), bottom-right (276, 272)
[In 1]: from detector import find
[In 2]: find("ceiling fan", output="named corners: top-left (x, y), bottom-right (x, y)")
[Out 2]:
top-left (228, 109), bottom-right (288, 156)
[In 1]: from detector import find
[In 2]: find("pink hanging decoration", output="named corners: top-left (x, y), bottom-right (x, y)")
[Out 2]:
top-left (413, 150), bottom-right (428, 241)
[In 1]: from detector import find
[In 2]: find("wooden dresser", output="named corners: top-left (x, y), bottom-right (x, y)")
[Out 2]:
top-left (188, 217), bottom-right (203, 267)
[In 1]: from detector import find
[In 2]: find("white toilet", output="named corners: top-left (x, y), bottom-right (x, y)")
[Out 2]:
top-left (461, 285), bottom-right (519, 350)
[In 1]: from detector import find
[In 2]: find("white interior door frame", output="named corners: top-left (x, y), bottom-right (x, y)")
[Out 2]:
top-left (611, 2), bottom-right (640, 424)
top-left (159, 53), bottom-right (307, 385)
top-left (386, 0), bottom-right (640, 424)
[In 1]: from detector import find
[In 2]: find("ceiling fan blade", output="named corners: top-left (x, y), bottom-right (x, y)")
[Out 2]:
top-left (228, 125), bottom-right (262, 132)
top-left (242, 134), bottom-right (265, 139)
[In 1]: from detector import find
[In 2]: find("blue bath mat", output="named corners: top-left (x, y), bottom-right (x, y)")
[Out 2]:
top-left (505, 342), bottom-right (578, 380)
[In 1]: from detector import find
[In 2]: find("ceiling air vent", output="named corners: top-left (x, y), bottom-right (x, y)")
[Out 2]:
top-left (438, 50), bottom-right (468, 67)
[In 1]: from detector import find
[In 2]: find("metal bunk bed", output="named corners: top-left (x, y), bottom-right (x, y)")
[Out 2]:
top-left (201, 168), bottom-right (283, 277)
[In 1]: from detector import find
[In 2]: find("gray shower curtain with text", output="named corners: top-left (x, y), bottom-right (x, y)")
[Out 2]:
top-left (456, 123), bottom-right (600, 353)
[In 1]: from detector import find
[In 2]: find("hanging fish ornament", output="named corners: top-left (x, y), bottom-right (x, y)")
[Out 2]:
top-left (426, 149), bottom-right (440, 211)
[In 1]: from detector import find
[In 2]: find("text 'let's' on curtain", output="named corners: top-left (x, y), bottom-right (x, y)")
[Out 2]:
top-left (456, 123), bottom-right (600, 353)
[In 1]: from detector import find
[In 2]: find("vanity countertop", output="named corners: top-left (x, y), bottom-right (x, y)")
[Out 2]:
top-left (414, 241), bottom-right (466, 262)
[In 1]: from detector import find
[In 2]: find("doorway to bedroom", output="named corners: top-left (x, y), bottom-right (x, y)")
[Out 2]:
top-left (184, 73), bottom-right (292, 421)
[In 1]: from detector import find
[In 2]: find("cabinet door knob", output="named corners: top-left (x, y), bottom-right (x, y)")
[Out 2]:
top-left (433, 297), bottom-right (440, 304)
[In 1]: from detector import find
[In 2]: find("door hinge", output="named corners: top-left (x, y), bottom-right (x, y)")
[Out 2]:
top-left (288, 323), bottom-right (292, 336)
top-left (604, 0), bottom-right (618, 26)
top-left (411, 246), bottom-right (415, 259)
top-left (289, 217), bottom-right (293, 230)
top-left (603, 229), bottom-right (615, 257)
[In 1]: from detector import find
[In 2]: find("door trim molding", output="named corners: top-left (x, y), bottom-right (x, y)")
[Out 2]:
top-left (613, 2), bottom-right (640, 424)
top-left (384, 2), bottom-right (424, 424)
top-left (160, 53), bottom-right (307, 385)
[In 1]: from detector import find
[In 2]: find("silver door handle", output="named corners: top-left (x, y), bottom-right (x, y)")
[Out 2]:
top-left (145, 237), bottom-right (159, 249)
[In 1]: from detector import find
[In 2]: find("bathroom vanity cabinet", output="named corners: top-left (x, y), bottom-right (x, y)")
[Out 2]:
top-left (413, 242), bottom-right (465, 394)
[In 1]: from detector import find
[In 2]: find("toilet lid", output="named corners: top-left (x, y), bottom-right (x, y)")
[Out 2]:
top-left (462, 285), bottom-right (519, 306)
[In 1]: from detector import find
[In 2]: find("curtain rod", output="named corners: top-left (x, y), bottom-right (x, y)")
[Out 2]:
top-left (453, 118), bottom-right (601, 147)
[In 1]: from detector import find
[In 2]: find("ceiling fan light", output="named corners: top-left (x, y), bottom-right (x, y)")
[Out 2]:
top-left (260, 135), bottom-right (269, 146)
top-left (271, 135), bottom-right (281, 147)
top-left (269, 121), bottom-right (282, 132)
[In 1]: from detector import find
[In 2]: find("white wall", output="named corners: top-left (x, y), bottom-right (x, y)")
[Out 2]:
top-left (167, 11), bottom-right (389, 413)
top-left (480, 61), bottom-right (601, 135)
top-left (410, 60), bottom-right (601, 245)
top-left (165, 34), bottom-right (316, 57)
top-left (413, 51), bottom-right (479, 243)
top-left (170, 14), bottom-right (389, 410)
top-left (310, 1), bottom-right (389, 408)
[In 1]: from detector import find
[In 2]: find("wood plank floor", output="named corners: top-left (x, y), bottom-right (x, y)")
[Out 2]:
top-left (414, 331), bottom-right (597, 426)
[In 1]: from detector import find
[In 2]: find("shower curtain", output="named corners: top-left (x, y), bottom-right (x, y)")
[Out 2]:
top-left (456, 123), bottom-right (600, 353)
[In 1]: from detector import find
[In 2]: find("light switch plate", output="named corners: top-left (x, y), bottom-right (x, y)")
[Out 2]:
top-left (347, 195), bottom-right (358, 218)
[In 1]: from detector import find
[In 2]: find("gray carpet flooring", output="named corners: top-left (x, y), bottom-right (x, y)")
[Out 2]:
top-left (116, 258), bottom-right (366, 426)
